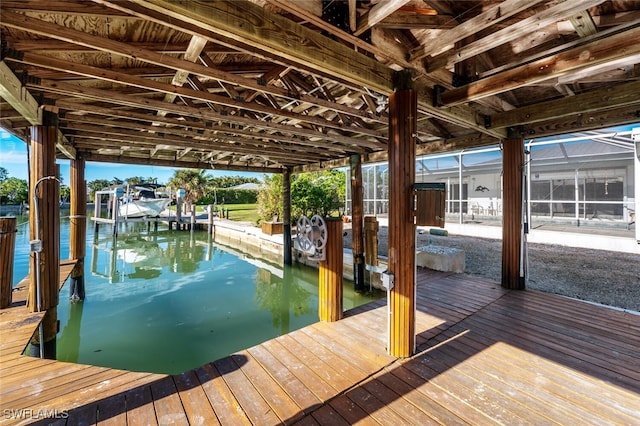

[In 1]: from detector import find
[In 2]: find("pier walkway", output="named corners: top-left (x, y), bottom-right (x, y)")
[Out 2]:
top-left (1, 268), bottom-right (639, 425)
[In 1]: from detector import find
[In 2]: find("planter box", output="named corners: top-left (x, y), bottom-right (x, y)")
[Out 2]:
top-left (261, 221), bottom-right (283, 235)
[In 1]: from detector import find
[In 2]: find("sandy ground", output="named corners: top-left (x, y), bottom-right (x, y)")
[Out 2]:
top-left (343, 226), bottom-right (640, 313)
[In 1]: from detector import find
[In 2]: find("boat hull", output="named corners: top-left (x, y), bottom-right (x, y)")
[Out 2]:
top-left (119, 199), bottom-right (171, 218)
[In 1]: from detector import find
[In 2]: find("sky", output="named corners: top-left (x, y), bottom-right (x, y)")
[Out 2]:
top-left (0, 129), bottom-right (266, 185)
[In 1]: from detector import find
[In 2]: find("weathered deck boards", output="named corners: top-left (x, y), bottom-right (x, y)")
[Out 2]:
top-left (1, 268), bottom-right (638, 425)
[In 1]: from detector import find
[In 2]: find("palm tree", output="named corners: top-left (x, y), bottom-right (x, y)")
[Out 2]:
top-left (167, 169), bottom-right (209, 210)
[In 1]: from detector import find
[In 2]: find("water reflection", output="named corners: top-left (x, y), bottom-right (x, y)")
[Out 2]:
top-left (55, 222), bottom-right (381, 374)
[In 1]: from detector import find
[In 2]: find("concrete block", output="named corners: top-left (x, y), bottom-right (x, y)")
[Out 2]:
top-left (416, 245), bottom-right (465, 273)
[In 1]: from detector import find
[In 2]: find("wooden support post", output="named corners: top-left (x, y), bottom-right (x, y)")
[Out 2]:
top-left (69, 157), bottom-right (86, 301)
top-left (350, 154), bottom-right (366, 292)
top-left (387, 73), bottom-right (417, 357)
top-left (208, 204), bottom-right (214, 235)
top-left (364, 216), bottom-right (379, 267)
top-left (318, 218), bottom-right (343, 322)
top-left (502, 136), bottom-right (526, 289)
top-left (191, 205), bottom-right (196, 230)
top-left (176, 197), bottom-right (183, 229)
top-left (0, 217), bottom-right (17, 308)
top-left (283, 168), bottom-right (292, 266)
top-left (28, 111), bottom-right (60, 358)
top-left (111, 193), bottom-right (118, 236)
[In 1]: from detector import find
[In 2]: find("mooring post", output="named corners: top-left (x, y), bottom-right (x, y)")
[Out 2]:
top-left (283, 168), bottom-right (292, 265)
top-left (318, 218), bottom-right (344, 322)
top-left (69, 157), bottom-right (86, 301)
top-left (111, 191), bottom-right (119, 237)
top-left (0, 217), bottom-right (17, 309)
top-left (208, 204), bottom-right (214, 235)
top-left (176, 191), bottom-right (184, 230)
top-left (191, 205), bottom-right (196, 231)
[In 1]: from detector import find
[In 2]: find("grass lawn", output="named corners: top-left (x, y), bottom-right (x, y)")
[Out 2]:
top-left (221, 203), bottom-right (259, 223)
top-left (169, 203), bottom-right (260, 223)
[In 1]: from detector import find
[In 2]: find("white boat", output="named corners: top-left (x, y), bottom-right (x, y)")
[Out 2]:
top-left (119, 198), bottom-right (171, 218)
top-left (119, 185), bottom-right (171, 218)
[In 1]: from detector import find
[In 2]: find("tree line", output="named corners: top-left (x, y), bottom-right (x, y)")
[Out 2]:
top-left (1, 166), bottom-right (347, 222)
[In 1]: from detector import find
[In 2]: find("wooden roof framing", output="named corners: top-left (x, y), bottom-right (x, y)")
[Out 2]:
top-left (1, 0), bottom-right (639, 173)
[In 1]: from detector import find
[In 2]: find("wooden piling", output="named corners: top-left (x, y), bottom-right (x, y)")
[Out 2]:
top-left (502, 136), bottom-right (526, 290)
top-left (69, 157), bottom-right (86, 300)
top-left (350, 155), bottom-right (365, 292)
top-left (0, 217), bottom-right (17, 308)
top-left (28, 112), bottom-right (60, 359)
top-left (364, 216), bottom-right (379, 267)
top-left (283, 168), bottom-right (292, 265)
top-left (318, 218), bottom-right (343, 322)
top-left (387, 80), bottom-right (417, 357)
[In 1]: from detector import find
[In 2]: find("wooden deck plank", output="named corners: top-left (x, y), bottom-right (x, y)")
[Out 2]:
top-left (246, 343), bottom-right (323, 414)
top-left (327, 394), bottom-right (380, 426)
top-left (231, 351), bottom-right (303, 424)
top-left (308, 404), bottom-right (350, 426)
top-left (125, 384), bottom-right (158, 426)
top-left (262, 333), bottom-right (337, 402)
top-left (344, 385), bottom-right (411, 425)
top-left (97, 393), bottom-right (127, 426)
top-left (149, 376), bottom-right (189, 425)
top-left (388, 363), bottom-right (503, 425)
top-left (194, 362), bottom-right (252, 426)
top-left (172, 370), bottom-right (220, 426)
top-left (375, 366), bottom-right (470, 426)
top-left (213, 355), bottom-right (281, 425)
top-left (361, 377), bottom-right (443, 425)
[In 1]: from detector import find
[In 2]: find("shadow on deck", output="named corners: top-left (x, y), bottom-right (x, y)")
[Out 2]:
top-left (1, 268), bottom-right (638, 425)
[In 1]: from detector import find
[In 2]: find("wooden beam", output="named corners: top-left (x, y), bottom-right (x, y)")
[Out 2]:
top-left (81, 152), bottom-right (283, 173)
top-left (0, 60), bottom-right (41, 125)
top-left (377, 13), bottom-right (456, 30)
top-left (489, 80), bottom-right (640, 129)
top-left (425, 0), bottom-right (606, 72)
top-left (519, 104), bottom-right (640, 138)
top-left (410, 0), bottom-right (550, 62)
top-left (354, 0), bottom-right (411, 37)
top-left (159, 35), bottom-right (208, 115)
top-left (440, 25), bottom-right (640, 106)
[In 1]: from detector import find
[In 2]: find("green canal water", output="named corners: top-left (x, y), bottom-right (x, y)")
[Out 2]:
top-left (10, 215), bottom-right (383, 374)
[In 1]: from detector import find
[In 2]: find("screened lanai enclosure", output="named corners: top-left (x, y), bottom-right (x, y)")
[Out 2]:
top-left (345, 126), bottom-right (638, 227)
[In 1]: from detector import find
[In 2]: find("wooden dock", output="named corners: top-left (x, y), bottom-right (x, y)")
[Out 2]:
top-left (1, 268), bottom-right (639, 425)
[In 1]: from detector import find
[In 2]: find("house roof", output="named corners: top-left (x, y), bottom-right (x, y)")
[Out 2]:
top-left (1, 0), bottom-right (639, 173)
